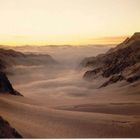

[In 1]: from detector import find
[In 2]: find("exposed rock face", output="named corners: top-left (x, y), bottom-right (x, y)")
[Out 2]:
top-left (0, 116), bottom-right (22, 138)
top-left (83, 68), bottom-right (102, 81)
top-left (0, 64), bottom-right (21, 96)
top-left (102, 40), bottom-right (140, 77)
top-left (81, 33), bottom-right (140, 87)
top-left (0, 49), bottom-right (23, 95)
top-left (0, 72), bottom-right (22, 96)
top-left (100, 75), bottom-right (124, 87)
top-left (127, 75), bottom-right (140, 83)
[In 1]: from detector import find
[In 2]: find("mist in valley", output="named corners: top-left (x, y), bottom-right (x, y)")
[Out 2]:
top-left (1, 44), bottom-right (140, 138)
top-left (7, 45), bottom-right (113, 106)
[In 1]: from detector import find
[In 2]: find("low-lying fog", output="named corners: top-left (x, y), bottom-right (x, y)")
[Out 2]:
top-left (8, 45), bottom-right (115, 106)
top-left (7, 45), bottom-right (112, 67)
top-left (1, 44), bottom-right (140, 138)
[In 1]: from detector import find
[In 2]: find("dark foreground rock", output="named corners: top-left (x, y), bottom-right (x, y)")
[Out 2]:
top-left (0, 116), bottom-right (22, 138)
top-left (0, 72), bottom-right (22, 96)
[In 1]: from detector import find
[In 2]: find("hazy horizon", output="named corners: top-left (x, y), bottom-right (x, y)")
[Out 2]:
top-left (0, 0), bottom-right (140, 45)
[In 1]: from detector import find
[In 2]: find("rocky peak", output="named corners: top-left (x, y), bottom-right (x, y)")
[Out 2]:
top-left (107, 32), bottom-right (140, 54)
top-left (82, 32), bottom-right (140, 87)
top-left (131, 32), bottom-right (140, 40)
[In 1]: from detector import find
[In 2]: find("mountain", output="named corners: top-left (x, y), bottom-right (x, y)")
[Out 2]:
top-left (0, 116), bottom-right (22, 138)
top-left (0, 48), bottom-right (57, 71)
top-left (81, 32), bottom-right (140, 87)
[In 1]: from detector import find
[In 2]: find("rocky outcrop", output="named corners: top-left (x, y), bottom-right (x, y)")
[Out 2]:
top-left (83, 68), bottom-right (102, 80)
top-left (127, 75), bottom-right (140, 83)
top-left (0, 116), bottom-right (22, 138)
top-left (81, 32), bottom-right (140, 87)
top-left (0, 49), bottom-right (23, 96)
top-left (0, 72), bottom-right (22, 96)
top-left (100, 75), bottom-right (124, 87)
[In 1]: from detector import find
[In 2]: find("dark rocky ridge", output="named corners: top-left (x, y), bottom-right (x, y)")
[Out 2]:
top-left (0, 72), bottom-right (22, 96)
top-left (0, 116), bottom-right (22, 138)
top-left (100, 75), bottom-right (125, 88)
top-left (81, 33), bottom-right (140, 87)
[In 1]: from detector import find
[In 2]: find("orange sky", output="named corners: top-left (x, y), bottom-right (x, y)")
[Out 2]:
top-left (0, 0), bottom-right (139, 45)
top-left (0, 35), bottom-right (127, 45)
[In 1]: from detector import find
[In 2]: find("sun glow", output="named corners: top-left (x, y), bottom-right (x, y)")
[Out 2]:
top-left (0, 0), bottom-right (139, 45)
top-left (0, 34), bottom-right (127, 46)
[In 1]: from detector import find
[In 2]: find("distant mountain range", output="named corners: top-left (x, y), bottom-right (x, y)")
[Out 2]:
top-left (0, 48), bottom-right (57, 70)
top-left (80, 32), bottom-right (140, 87)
